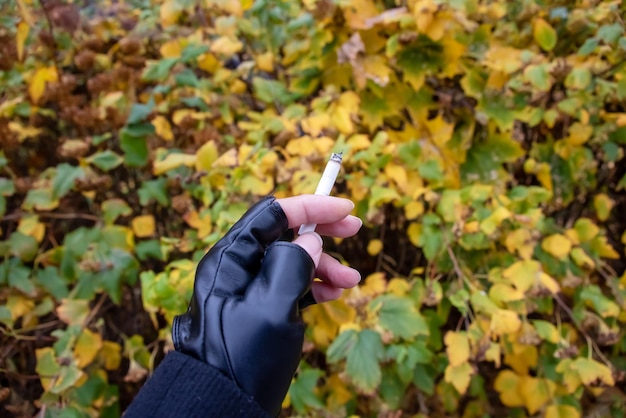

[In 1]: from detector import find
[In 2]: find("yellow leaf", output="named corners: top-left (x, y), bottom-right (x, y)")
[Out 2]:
top-left (426, 114), bottom-right (454, 147)
top-left (8, 121), bottom-right (43, 142)
top-left (484, 343), bottom-right (501, 368)
top-left (533, 18), bottom-right (557, 52)
top-left (341, 0), bottom-right (380, 29)
top-left (326, 373), bottom-right (353, 410)
top-left (360, 272), bottom-right (386, 297)
top-left (490, 309), bottom-right (521, 336)
top-left (538, 272), bottom-right (560, 294)
top-left (239, 175), bottom-right (274, 196)
top-left (444, 362), bottom-right (473, 395)
top-left (566, 122), bottom-right (593, 146)
top-left (519, 376), bottom-right (555, 414)
top-left (367, 239), bottom-right (383, 256)
top-left (405, 201), bottom-right (424, 220)
top-left (17, 215), bottom-right (45, 243)
top-left (302, 298), bottom-right (356, 347)
top-left (590, 235), bottom-right (620, 259)
top-left (74, 329), bottom-right (103, 368)
top-left (569, 357), bottom-right (615, 387)
top-left (575, 218), bottom-right (599, 242)
top-left (504, 342), bottom-right (538, 375)
top-left (384, 164), bottom-right (407, 191)
top-left (198, 53), bottom-right (220, 73)
top-left (545, 404), bottom-right (581, 418)
top-left (152, 116), bottom-right (174, 141)
top-left (153, 153), bottom-right (197, 175)
top-left (7, 295), bottom-right (35, 321)
top-left (286, 136), bottom-right (317, 156)
top-left (484, 46), bottom-right (523, 74)
top-left (445, 331), bottom-right (470, 367)
top-left (541, 234), bottom-right (572, 260)
top-left (387, 278), bottom-right (410, 296)
top-left (101, 341), bottom-right (122, 370)
top-left (502, 260), bottom-right (540, 293)
top-left (555, 358), bottom-right (583, 393)
top-left (494, 370), bottom-right (524, 407)
top-left (329, 92), bottom-right (360, 135)
top-left (594, 193), bottom-right (615, 222)
top-left (347, 134), bottom-right (371, 151)
top-left (184, 210), bottom-right (212, 239)
top-left (160, 39), bottom-right (183, 58)
top-left (211, 36), bottom-right (243, 55)
top-left (479, 206), bottom-right (511, 235)
top-left (132, 215), bottom-right (156, 238)
top-left (407, 222), bottom-right (422, 247)
top-left (196, 141), bottom-right (219, 172)
top-left (16, 21), bottom-right (29, 62)
top-left (505, 229), bottom-right (534, 260)
top-left (56, 299), bottom-right (89, 326)
top-left (489, 283), bottom-right (525, 304)
top-left (301, 113), bottom-right (330, 137)
top-left (256, 51), bottom-right (274, 72)
top-left (160, 0), bottom-right (183, 27)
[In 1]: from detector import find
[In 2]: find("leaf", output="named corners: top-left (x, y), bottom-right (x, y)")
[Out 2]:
top-left (565, 67), bottom-right (592, 90)
top-left (52, 164), bottom-right (84, 199)
top-left (152, 116), bottom-right (174, 141)
top-left (36, 347), bottom-right (61, 391)
top-left (74, 329), bottom-right (103, 368)
top-left (153, 153), bottom-right (197, 175)
top-left (56, 299), bottom-right (89, 326)
top-left (490, 309), bottom-right (522, 336)
top-left (502, 260), bottom-right (540, 293)
top-left (211, 36), bottom-right (243, 55)
top-left (101, 341), bottom-right (122, 370)
top-left (444, 331), bottom-right (470, 367)
top-left (138, 178), bottom-right (170, 206)
top-left (574, 218), bottom-right (599, 241)
top-left (7, 232), bottom-right (38, 262)
top-left (569, 357), bottom-right (615, 386)
top-left (120, 126), bottom-right (151, 167)
top-left (580, 285), bottom-right (620, 318)
top-left (494, 370), bottom-right (524, 407)
top-left (367, 239), bottom-right (383, 256)
top-left (327, 329), bottom-right (385, 393)
top-left (252, 77), bottom-right (297, 106)
top-left (16, 21), bottom-right (29, 62)
top-left (532, 320), bottom-right (560, 343)
top-left (370, 295), bottom-right (429, 339)
top-left (545, 405), bottom-right (581, 418)
top-left (533, 18), bottom-right (557, 51)
top-left (444, 362), bottom-right (473, 395)
top-left (593, 193), bottom-right (614, 221)
top-left (102, 199), bottom-right (132, 225)
top-left (541, 234), bottom-right (572, 260)
top-left (85, 150), bottom-right (123, 171)
top-left (288, 368), bottom-right (325, 413)
top-left (29, 66), bottom-right (58, 103)
top-left (519, 376), bottom-right (555, 414)
top-left (131, 215), bottom-right (156, 238)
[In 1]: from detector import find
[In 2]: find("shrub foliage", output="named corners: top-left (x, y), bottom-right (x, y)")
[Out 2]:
top-left (1, 0), bottom-right (626, 416)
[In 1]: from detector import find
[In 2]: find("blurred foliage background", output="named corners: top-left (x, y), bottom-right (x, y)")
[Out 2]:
top-left (1, 0), bottom-right (626, 417)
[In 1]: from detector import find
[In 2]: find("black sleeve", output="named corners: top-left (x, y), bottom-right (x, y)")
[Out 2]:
top-left (124, 351), bottom-right (270, 418)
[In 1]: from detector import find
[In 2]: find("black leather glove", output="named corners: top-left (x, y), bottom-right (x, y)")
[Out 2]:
top-left (172, 196), bottom-right (314, 416)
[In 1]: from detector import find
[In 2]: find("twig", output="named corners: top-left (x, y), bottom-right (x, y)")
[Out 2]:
top-left (0, 212), bottom-right (100, 222)
top-left (37, 0), bottom-right (63, 83)
top-left (82, 293), bottom-right (107, 328)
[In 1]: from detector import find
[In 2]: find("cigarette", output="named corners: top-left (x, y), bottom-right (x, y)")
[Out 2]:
top-left (298, 152), bottom-right (343, 235)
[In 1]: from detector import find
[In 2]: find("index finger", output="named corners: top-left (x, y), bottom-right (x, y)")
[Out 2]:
top-left (277, 195), bottom-right (355, 228)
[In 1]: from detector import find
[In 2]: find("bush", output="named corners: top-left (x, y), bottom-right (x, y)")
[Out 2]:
top-left (1, 0), bottom-right (625, 416)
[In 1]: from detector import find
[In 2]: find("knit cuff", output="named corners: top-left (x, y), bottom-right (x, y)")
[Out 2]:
top-left (124, 351), bottom-right (270, 418)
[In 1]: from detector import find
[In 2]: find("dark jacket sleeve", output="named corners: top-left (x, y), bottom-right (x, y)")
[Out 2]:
top-left (124, 351), bottom-right (270, 418)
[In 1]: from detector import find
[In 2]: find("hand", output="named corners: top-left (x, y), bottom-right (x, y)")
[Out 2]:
top-left (172, 195), bottom-right (361, 416)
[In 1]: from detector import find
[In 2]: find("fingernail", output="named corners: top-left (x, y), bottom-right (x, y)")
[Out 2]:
top-left (302, 231), bottom-right (323, 247)
top-left (349, 215), bottom-right (362, 227)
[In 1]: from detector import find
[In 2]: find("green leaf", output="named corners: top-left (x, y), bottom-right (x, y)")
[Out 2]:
top-left (0, 151), bottom-right (7, 168)
top-left (421, 223), bottom-right (443, 261)
top-left (578, 38), bottom-right (598, 55)
top-left (142, 57), bottom-right (178, 82)
top-left (252, 77), bottom-right (298, 106)
top-left (120, 125), bottom-right (151, 167)
top-left (418, 160), bottom-right (444, 182)
top-left (327, 329), bottom-right (385, 393)
top-left (36, 267), bottom-right (69, 300)
top-left (565, 68), bottom-right (591, 90)
top-left (371, 295), bottom-right (429, 339)
top-left (52, 164), bottom-right (84, 199)
top-left (597, 23), bottom-right (623, 44)
top-left (579, 285), bottom-right (620, 318)
top-left (7, 232), bottom-right (38, 262)
top-left (533, 18), bottom-right (557, 51)
top-left (181, 96), bottom-right (209, 111)
top-left (0, 177), bottom-right (15, 196)
top-left (175, 69), bottom-right (200, 88)
top-left (288, 368), bottom-right (325, 413)
top-left (380, 367), bottom-right (407, 409)
top-left (71, 375), bottom-right (106, 407)
top-left (102, 199), bottom-right (132, 225)
top-left (127, 99), bottom-right (155, 125)
top-left (86, 151), bottom-right (123, 171)
top-left (138, 178), bottom-right (170, 206)
top-left (413, 363), bottom-right (436, 395)
top-left (524, 65), bottom-right (551, 91)
top-left (2, 257), bottom-right (35, 294)
top-left (136, 239), bottom-right (164, 261)
top-left (181, 44), bottom-right (209, 62)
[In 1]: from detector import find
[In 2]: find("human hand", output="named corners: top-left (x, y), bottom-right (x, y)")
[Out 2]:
top-left (172, 195), bottom-right (361, 416)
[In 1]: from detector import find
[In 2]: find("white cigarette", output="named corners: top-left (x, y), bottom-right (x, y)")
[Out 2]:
top-left (298, 152), bottom-right (343, 235)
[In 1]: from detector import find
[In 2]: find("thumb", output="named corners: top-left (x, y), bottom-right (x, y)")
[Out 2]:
top-left (292, 232), bottom-right (323, 268)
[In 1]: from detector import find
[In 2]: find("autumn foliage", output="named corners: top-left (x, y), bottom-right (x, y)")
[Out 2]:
top-left (1, 0), bottom-right (626, 416)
